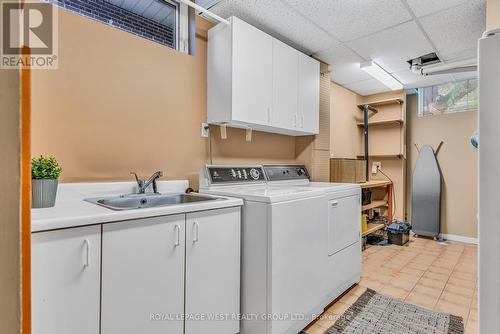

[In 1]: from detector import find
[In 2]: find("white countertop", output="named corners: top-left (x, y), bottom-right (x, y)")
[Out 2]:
top-left (31, 181), bottom-right (243, 233)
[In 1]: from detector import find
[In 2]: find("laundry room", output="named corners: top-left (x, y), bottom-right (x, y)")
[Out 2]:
top-left (1, 1), bottom-right (496, 334)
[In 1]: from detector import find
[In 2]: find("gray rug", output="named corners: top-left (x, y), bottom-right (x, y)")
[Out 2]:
top-left (325, 288), bottom-right (463, 334)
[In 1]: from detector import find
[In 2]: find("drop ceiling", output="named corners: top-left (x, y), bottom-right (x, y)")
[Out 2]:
top-left (197, 0), bottom-right (485, 96)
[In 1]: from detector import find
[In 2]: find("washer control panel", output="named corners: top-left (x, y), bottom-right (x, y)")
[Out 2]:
top-left (207, 166), bottom-right (266, 184)
top-left (263, 165), bottom-right (310, 181)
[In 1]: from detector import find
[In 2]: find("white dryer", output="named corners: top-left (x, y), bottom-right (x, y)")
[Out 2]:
top-left (263, 165), bottom-right (362, 302)
top-left (199, 165), bottom-right (329, 334)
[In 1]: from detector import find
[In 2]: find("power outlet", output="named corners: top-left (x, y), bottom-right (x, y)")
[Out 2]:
top-left (201, 123), bottom-right (209, 138)
top-left (372, 161), bottom-right (381, 174)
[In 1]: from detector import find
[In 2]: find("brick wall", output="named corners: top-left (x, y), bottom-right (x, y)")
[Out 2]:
top-left (47, 0), bottom-right (175, 48)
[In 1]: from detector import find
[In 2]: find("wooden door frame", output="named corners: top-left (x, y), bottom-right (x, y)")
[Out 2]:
top-left (21, 46), bottom-right (31, 334)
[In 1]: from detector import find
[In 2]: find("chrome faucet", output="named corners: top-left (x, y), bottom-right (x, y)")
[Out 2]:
top-left (131, 171), bottom-right (163, 194)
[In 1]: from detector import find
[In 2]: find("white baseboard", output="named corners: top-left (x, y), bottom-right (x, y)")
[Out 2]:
top-left (440, 233), bottom-right (478, 245)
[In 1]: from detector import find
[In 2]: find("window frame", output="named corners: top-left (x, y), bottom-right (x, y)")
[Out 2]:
top-left (417, 78), bottom-right (478, 117)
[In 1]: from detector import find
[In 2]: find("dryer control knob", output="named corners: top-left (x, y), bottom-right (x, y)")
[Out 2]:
top-left (249, 168), bottom-right (260, 180)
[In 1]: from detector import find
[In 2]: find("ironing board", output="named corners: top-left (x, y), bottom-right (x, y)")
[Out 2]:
top-left (411, 144), bottom-right (442, 238)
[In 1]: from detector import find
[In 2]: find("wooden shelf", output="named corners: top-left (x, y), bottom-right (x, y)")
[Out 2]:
top-left (356, 119), bottom-right (403, 127)
top-left (362, 200), bottom-right (388, 211)
top-left (356, 154), bottom-right (403, 159)
top-left (360, 180), bottom-right (392, 189)
top-left (362, 223), bottom-right (385, 237)
top-left (357, 98), bottom-right (404, 110)
top-left (357, 104), bottom-right (378, 113)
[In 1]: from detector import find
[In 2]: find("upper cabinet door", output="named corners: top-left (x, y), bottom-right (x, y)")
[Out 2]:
top-left (298, 54), bottom-right (320, 134)
top-left (232, 17), bottom-right (273, 125)
top-left (32, 225), bottom-right (101, 334)
top-left (101, 215), bottom-right (185, 334)
top-left (185, 207), bottom-right (241, 334)
top-left (272, 39), bottom-right (299, 130)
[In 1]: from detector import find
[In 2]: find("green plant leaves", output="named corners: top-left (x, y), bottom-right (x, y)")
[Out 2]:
top-left (31, 155), bottom-right (62, 179)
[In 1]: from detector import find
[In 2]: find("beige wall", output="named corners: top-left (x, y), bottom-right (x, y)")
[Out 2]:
top-left (31, 10), bottom-right (298, 188)
top-left (0, 51), bottom-right (21, 333)
top-left (406, 94), bottom-right (478, 238)
top-left (487, 0), bottom-right (500, 29)
top-left (330, 82), bottom-right (361, 159)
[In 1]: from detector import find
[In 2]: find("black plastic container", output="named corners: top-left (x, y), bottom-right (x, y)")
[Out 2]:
top-left (388, 231), bottom-right (410, 246)
top-left (362, 188), bottom-right (372, 205)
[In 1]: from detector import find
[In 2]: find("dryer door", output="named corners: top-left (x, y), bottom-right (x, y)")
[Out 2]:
top-left (328, 195), bottom-right (361, 256)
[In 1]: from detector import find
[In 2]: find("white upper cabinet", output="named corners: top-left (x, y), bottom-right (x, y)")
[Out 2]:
top-left (272, 39), bottom-right (299, 130)
top-left (232, 17), bottom-right (273, 126)
top-left (298, 54), bottom-right (320, 134)
top-left (208, 16), bottom-right (319, 136)
top-left (32, 225), bottom-right (101, 334)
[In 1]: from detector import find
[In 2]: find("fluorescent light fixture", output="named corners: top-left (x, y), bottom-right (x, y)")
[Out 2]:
top-left (360, 60), bottom-right (403, 90)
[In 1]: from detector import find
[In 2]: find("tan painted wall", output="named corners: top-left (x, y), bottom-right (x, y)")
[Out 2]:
top-left (487, 0), bottom-right (500, 29)
top-left (406, 94), bottom-right (478, 238)
top-left (330, 82), bottom-right (362, 159)
top-left (31, 10), bottom-right (297, 188)
top-left (0, 54), bottom-right (21, 332)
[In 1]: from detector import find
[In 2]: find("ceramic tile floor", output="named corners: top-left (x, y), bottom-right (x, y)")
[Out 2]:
top-left (303, 236), bottom-right (478, 334)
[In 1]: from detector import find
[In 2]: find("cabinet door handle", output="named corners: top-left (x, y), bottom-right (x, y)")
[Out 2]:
top-left (293, 114), bottom-right (297, 127)
top-left (331, 201), bottom-right (339, 208)
top-left (83, 239), bottom-right (90, 268)
top-left (174, 224), bottom-right (181, 247)
top-left (301, 115), bottom-right (305, 128)
top-left (193, 222), bottom-right (199, 243)
top-left (267, 106), bottom-right (271, 123)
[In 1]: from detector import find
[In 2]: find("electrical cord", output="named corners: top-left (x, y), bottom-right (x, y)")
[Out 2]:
top-left (207, 125), bottom-right (213, 164)
top-left (377, 168), bottom-right (396, 221)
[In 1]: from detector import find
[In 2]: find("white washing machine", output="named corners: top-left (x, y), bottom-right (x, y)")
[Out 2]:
top-left (199, 165), bottom-right (361, 334)
top-left (263, 165), bottom-right (362, 302)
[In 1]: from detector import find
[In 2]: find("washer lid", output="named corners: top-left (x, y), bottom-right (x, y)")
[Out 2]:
top-left (201, 186), bottom-right (324, 203)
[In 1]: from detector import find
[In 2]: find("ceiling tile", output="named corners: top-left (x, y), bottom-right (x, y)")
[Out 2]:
top-left (283, 0), bottom-right (412, 42)
top-left (343, 78), bottom-right (391, 96)
top-left (346, 21), bottom-right (434, 73)
top-left (406, 0), bottom-right (484, 17)
top-left (315, 44), bottom-right (371, 85)
top-left (441, 47), bottom-right (478, 63)
top-left (209, 0), bottom-right (339, 54)
top-left (420, 2), bottom-right (485, 58)
top-left (392, 69), bottom-right (455, 89)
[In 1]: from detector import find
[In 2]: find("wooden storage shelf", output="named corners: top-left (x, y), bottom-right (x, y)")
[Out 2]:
top-left (356, 119), bottom-right (403, 127)
top-left (362, 223), bottom-right (385, 237)
top-left (360, 180), bottom-right (392, 189)
top-left (360, 180), bottom-right (393, 239)
top-left (362, 200), bottom-right (388, 211)
top-left (356, 154), bottom-right (403, 159)
top-left (357, 98), bottom-right (404, 110)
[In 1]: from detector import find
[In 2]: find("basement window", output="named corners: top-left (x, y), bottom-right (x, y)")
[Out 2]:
top-left (418, 78), bottom-right (478, 116)
top-left (47, 0), bottom-right (190, 52)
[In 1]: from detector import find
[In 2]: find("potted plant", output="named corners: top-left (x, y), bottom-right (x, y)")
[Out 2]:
top-left (31, 156), bottom-right (62, 208)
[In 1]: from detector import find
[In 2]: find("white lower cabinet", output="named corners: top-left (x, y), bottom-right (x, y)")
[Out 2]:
top-left (32, 225), bottom-right (101, 334)
top-left (185, 207), bottom-right (241, 334)
top-left (32, 207), bottom-right (241, 334)
top-left (101, 214), bottom-right (186, 334)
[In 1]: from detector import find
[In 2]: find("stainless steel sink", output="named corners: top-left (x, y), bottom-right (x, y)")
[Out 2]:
top-left (85, 193), bottom-right (222, 211)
